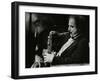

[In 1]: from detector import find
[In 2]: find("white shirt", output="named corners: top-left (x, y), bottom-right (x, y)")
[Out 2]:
top-left (56, 37), bottom-right (75, 56)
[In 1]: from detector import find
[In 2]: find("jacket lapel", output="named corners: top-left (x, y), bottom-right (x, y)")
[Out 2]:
top-left (60, 36), bottom-right (81, 56)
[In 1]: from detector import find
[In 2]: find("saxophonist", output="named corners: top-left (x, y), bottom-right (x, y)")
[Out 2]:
top-left (43, 15), bottom-right (89, 66)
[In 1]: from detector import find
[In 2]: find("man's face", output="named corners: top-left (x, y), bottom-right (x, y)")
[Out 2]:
top-left (68, 17), bottom-right (78, 36)
top-left (32, 14), bottom-right (44, 34)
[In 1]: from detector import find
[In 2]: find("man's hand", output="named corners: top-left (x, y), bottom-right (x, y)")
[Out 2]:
top-left (42, 49), bottom-right (56, 63)
top-left (35, 55), bottom-right (43, 63)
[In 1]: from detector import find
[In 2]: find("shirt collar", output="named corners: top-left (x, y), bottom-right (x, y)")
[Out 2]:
top-left (70, 33), bottom-right (80, 40)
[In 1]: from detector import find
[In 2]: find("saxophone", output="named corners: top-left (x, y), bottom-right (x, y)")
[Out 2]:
top-left (44, 31), bottom-right (53, 67)
top-left (31, 31), bottom-right (53, 68)
top-left (31, 31), bottom-right (69, 68)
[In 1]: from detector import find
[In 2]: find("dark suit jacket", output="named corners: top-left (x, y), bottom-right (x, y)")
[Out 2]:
top-left (52, 35), bottom-right (89, 65)
top-left (26, 30), bottom-right (49, 68)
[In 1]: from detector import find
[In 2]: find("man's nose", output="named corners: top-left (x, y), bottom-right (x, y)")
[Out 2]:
top-left (68, 26), bottom-right (70, 32)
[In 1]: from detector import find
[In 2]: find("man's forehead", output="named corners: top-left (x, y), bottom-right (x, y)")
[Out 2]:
top-left (68, 18), bottom-right (76, 25)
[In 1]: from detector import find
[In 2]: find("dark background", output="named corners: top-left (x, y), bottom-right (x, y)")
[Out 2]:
top-left (25, 13), bottom-right (89, 68)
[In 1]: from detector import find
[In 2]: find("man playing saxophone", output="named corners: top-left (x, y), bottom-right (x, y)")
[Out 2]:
top-left (42, 15), bottom-right (89, 66)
